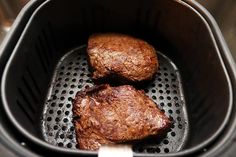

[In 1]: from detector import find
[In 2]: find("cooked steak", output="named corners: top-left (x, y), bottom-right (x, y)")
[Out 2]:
top-left (73, 84), bottom-right (171, 150)
top-left (87, 33), bottom-right (158, 82)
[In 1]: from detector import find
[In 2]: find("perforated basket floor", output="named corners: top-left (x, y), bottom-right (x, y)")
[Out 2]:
top-left (41, 45), bottom-right (189, 153)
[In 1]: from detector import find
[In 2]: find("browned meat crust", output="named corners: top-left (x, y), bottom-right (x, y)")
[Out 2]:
top-left (87, 33), bottom-right (158, 82)
top-left (73, 84), bottom-right (170, 150)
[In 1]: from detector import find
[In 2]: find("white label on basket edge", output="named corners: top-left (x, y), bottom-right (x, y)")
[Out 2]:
top-left (98, 145), bottom-right (133, 157)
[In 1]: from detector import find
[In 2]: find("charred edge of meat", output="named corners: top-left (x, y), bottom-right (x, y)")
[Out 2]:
top-left (88, 70), bottom-right (158, 88)
top-left (87, 52), bottom-right (158, 85)
top-left (74, 84), bottom-right (108, 98)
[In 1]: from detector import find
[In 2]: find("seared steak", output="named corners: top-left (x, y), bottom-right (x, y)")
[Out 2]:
top-left (87, 33), bottom-right (158, 82)
top-left (73, 84), bottom-right (170, 150)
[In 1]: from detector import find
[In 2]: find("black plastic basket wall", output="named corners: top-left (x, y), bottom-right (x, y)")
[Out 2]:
top-left (0, 0), bottom-right (235, 156)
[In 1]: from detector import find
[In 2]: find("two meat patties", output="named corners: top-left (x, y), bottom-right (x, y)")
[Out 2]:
top-left (72, 33), bottom-right (169, 150)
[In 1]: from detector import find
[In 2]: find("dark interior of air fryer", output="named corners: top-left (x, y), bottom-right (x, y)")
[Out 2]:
top-left (3, 0), bottom-right (231, 155)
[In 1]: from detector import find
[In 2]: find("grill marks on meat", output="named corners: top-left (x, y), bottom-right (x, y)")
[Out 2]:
top-left (88, 33), bottom-right (158, 82)
top-left (73, 84), bottom-right (171, 150)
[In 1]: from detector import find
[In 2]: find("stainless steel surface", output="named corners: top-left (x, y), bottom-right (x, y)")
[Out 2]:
top-left (0, 0), bottom-right (29, 43)
top-left (42, 45), bottom-right (189, 153)
top-left (0, 144), bottom-right (17, 157)
top-left (197, 0), bottom-right (236, 60)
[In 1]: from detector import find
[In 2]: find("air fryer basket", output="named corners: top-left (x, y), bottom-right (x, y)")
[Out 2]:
top-left (0, 0), bottom-right (233, 156)
top-left (42, 46), bottom-right (189, 153)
